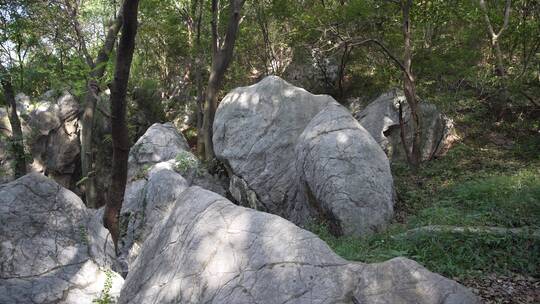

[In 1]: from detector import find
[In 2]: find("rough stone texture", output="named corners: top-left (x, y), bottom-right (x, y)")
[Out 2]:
top-left (28, 92), bottom-right (81, 189)
top-left (283, 48), bottom-right (339, 94)
top-left (118, 162), bottom-right (190, 275)
top-left (0, 91), bottom-right (82, 189)
top-left (296, 103), bottom-right (394, 235)
top-left (127, 122), bottom-right (190, 180)
top-left (355, 89), bottom-right (459, 162)
top-left (119, 130), bottom-right (226, 274)
top-left (118, 186), bottom-right (479, 304)
top-left (0, 174), bottom-right (123, 303)
top-left (213, 76), bottom-right (394, 237)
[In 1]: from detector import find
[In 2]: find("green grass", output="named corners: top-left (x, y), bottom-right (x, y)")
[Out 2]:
top-left (309, 120), bottom-right (540, 279)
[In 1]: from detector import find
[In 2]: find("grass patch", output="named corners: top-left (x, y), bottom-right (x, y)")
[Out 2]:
top-left (310, 125), bottom-right (540, 279)
top-left (312, 222), bottom-right (539, 278)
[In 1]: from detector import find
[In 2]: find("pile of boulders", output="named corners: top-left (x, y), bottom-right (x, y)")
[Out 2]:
top-left (0, 78), bottom-right (477, 304)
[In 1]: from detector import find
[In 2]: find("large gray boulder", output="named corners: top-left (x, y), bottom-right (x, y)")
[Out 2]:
top-left (118, 186), bottom-right (479, 304)
top-left (296, 103), bottom-right (394, 235)
top-left (213, 76), bottom-right (394, 237)
top-left (0, 173), bottom-right (124, 303)
top-left (355, 89), bottom-right (459, 162)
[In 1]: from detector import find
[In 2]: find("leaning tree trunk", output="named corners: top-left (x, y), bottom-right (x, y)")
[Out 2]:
top-left (104, 0), bottom-right (139, 251)
top-left (401, 0), bottom-right (422, 168)
top-left (0, 64), bottom-right (26, 178)
top-left (201, 0), bottom-right (245, 161)
top-left (79, 10), bottom-right (123, 208)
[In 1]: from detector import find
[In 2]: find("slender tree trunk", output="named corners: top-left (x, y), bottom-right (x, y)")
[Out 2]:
top-left (0, 64), bottom-right (26, 178)
top-left (479, 0), bottom-right (512, 77)
top-left (201, 0), bottom-right (245, 161)
top-left (79, 11), bottom-right (123, 208)
top-left (401, 0), bottom-right (421, 168)
top-left (194, 0), bottom-right (206, 157)
top-left (104, 0), bottom-right (139, 251)
top-left (478, 0), bottom-right (512, 117)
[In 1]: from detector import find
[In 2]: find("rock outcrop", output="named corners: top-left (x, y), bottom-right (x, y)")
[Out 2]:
top-left (0, 174), bottom-right (124, 303)
top-left (355, 89), bottom-right (459, 162)
top-left (0, 91), bottom-right (81, 189)
top-left (118, 123), bottom-right (226, 274)
top-left (118, 186), bottom-right (479, 304)
top-left (213, 76), bottom-right (394, 237)
top-left (127, 122), bottom-right (190, 180)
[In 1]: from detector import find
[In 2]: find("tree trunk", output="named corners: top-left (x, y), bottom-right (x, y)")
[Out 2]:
top-left (104, 0), bottom-right (139, 251)
top-left (188, 0), bottom-right (206, 157)
top-left (478, 0), bottom-right (512, 118)
top-left (401, 0), bottom-right (422, 168)
top-left (201, 0), bottom-right (245, 161)
top-left (79, 11), bottom-right (123, 208)
top-left (0, 64), bottom-right (26, 178)
top-left (479, 0), bottom-right (512, 77)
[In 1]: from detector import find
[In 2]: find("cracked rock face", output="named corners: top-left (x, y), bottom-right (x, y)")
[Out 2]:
top-left (0, 173), bottom-right (124, 303)
top-left (0, 92), bottom-right (81, 189)
top-left (355, 90), bottom-right (459, 162)
top-left (119, 126), bottom-right (226, 275)
top-left (296, 103), bottom-right (394, 235)
top-left (118, 162), bottom-right (190, 275)
top-left (213, 76), bottom-right (394, 237)
top-left (127, 122), bottom-right (190, 180)
top-left (118, 186), bottom-right (479, 304)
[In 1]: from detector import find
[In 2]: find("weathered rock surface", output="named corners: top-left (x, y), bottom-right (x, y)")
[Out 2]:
top-left (118, 186), bottom-right (479, 304)
top-left (283, 48), bottom-right (339, 95)
top-left (0, 173), bottom-right (123, 303)
top-left (127, 122), bottom-right (190, 180)
top-left (119, 126), bottom-right (226, 274)
top-left (0, 91), bottom-right (81, 189)
top-left (355, 89), bottom-right (459, 162)
top-left (213, 76), bottom-right (394, 236)
top-left (118, 162), bottom-right (190, 274)
top-left (296, 103), bottom-right (394, 235)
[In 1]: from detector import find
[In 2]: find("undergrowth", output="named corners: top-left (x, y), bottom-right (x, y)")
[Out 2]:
top-left (310, 98), bottom-right (540, 279)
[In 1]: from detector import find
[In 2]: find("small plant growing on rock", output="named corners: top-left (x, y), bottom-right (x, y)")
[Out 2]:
top-left (92, 269), bottom-right (114, 304)
top-left (174, 151), bottom-right (201, 175)
top-left (133, 164), bottom-right (152, 180)
top-left (79, 225), bottom-right (88, 245)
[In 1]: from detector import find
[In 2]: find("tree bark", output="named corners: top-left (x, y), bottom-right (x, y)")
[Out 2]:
top-left (0, 63), bottom-right (26, 178)
top-left (201, 0), bottom-right (246, 161)
top-left (194, 0), bottom-right (206, 157)
top-left (479, 0), bottom-right (512, 77)
top-left (478, 0), bottom-right (512, 117)
top-left (79, 9), bottom-right (123, 208)
top-left (104, 0), bottom-right (139, 251)
top-left (401, 0), bottom-right (422, 168)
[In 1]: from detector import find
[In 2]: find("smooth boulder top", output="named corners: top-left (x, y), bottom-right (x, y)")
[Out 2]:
top-left (0, 173), bottom-right (123, 304)
top-left (118, 186), bottom-right (479, 304)
top-left (213, 75), bottom-right (394, 237)
top-left (127, 122), bottom-right (190, 180)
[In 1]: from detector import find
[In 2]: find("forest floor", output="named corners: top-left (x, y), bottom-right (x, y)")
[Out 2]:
top-left (311, 95), bottom-right (540, 303)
